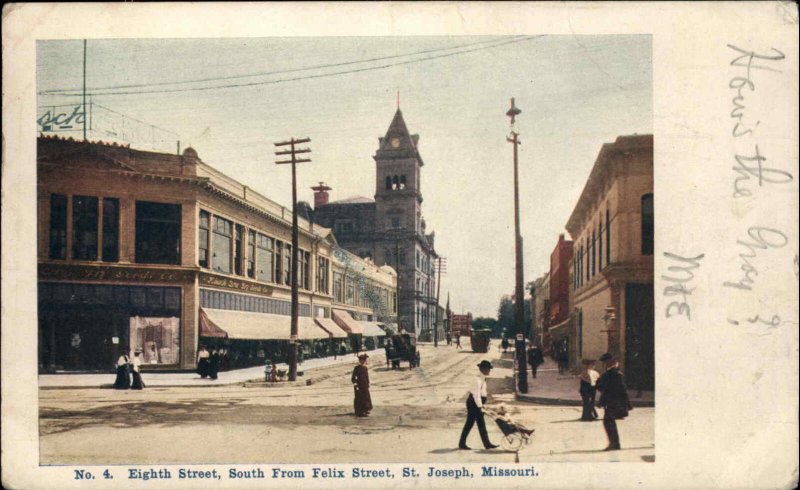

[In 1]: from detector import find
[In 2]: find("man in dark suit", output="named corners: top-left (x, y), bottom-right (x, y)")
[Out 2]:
top-left (527, 344), bottom-right (545, 379)
top-left (596, 352), bottom-right (632, 451)
top-left (458, 360), bottom-right (499, 450)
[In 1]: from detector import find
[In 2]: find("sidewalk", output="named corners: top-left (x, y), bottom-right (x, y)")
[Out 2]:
top-left (38, 348), bottom-right (384, 389)
top-left (514, 356), bottom-right (655, 407)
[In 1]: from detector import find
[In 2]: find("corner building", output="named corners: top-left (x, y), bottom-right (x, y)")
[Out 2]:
top-left (37, 136), bottom-right (394, 372)
top-left (565, 134), bottom-right (654, 390)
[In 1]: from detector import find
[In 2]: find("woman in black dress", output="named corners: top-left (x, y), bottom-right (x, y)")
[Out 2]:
top-left (196, 346), bottom-right (210, 378)
top-left (130, 351), bottom-right (145, 390)
top-left (113, 350), bottom-right (130, 389)
top-left (209, 349), bottom-right (220, 380)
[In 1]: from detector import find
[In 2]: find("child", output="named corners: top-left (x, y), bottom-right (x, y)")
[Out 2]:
top-left (489, 405), bottom-right (535, 436)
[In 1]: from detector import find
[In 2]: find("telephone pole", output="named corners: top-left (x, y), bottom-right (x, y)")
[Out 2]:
top-left (433, 256), bottom-right (446, 347)
top-left (275, 137), bottom-right (311, 381)
top-left (506, 98), bottom-right (528, 394)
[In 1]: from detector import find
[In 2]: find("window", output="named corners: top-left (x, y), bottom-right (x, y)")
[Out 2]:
top-left (591, 230), bottom-right (596, 277)
top-left (598, 222), bottom-right (603, 271)
top-left (256, 233), bottom-right (273, 283)
top-left (274, 240), bottom-right (283, 284)
top-left (316, 257), bottom-right (330, 293)
top-left (49, 194), bottom-right (67, 259)
top-left (585, 239), bottom-right (590, 282)
top-left (72, 195), bottom-right (98, 260)
top-left (198, 210), bottom-right (210, 268)
top-left (101, 198), bottom-right (119, 262)
top-left (283, 243), bottom-right (292, 285)
top-left (234, 225), bottom-right (244, 275)
top-left (135, 201), bottom-right (181, 265)
top-left (388, 216), bottom-right (401, 229)
top-left (212, 216), bottom-right (232, 274)
top-left (346, 281), bottom-right (355, 305)
top-left (299, 250), bottom-right (310, 290)
top-left (247, 230), bottom-right (256, 278)
top-left (642, 194), bottom-right (654, 255)
top-left (606, 208), bottom-right (612, 265)
top-left (333, 272), bottom-right (344, 302)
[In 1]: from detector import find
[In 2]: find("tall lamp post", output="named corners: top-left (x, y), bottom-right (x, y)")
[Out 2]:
top-left (275, 137), bottom-right (311, 382)
top-left (507, 98), bottom-right (529, 394)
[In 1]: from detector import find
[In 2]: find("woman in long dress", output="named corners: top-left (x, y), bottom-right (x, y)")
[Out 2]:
top-left (130, 351), bottom-right (145, 390)
top-left (209, 349), bottom-right (220, 380)
top-left (351, 353), bottom-right (373, 417)
top-left (113, 350), bottom-right (130, 389)
top-left (196, 346), bottom-right (210, 378)
top-left (579, 359), bottom-right (600, 421)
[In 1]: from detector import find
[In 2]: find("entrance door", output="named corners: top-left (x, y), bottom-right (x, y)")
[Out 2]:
top-left (42, 305), bottom-right (127, 372)
top-left (625, 283), bottom-right (655, 390)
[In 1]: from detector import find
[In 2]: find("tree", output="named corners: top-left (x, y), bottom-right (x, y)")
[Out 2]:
top-left (496, 294), bottom-right (532, 339)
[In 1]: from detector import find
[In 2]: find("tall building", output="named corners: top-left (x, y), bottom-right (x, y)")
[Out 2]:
top-left (313, 109), bottom-right (439, 337)
top-left (565, 134), bottom-right (654, 389)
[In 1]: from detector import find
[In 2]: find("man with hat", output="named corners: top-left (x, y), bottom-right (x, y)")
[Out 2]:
top-left (351, 353), bottom-right (373, 417)
top-left (458, 360), bottom-right (499, 450)
top-left (595, 353), bottom-right (632, 450)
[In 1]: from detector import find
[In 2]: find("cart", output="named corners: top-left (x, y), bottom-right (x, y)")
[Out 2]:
top-left (483, 407), bottom-right (535, 453)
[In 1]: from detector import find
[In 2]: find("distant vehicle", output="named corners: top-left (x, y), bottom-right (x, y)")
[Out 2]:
top-left (386, 333), bottom-right (419, 369)
top-left (471, 328), bottom-right (492, 353)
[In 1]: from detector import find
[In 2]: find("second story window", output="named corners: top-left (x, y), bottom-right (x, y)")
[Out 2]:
top-left (102, 198), bottom-right (119, 262)
top-left (72, 195), bottom-right (98, 261)
top-left (316, 256), bottom-right (330, 294)
top-left (234, 224), bottom-right (244, 276)
top-left (198, 210), bottom-right (210, 268)
top-left (256, 233), bottom-right (273, 283)
top-left (49, 194), bottom-right (67, 260)
top-left (136, 201), bottom-right (181, 265)
top-left (641, 194), bottom-right (654, 255)
top-left (247, 230), bottom-right (256, 278)
top-left (212, 216), bottom-right (232, 274)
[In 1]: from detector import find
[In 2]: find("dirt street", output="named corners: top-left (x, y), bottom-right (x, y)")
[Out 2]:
top-left (39, 342), bottom-right (654, 464)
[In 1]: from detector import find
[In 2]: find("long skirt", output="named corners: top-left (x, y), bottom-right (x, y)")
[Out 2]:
top-left (354, 387), bottom-right (372, 417)
top-left (197, 359), bottom-right (210, 378)
top-left (131, 371), bottom-right (145, 390)
top-left (113, 365), bottom-right (130, 389)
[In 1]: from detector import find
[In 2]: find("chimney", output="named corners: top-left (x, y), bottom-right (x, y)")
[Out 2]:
top-left (311, 182), bottom-right (332, 209)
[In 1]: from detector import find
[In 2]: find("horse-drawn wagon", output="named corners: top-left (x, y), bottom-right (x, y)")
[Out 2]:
top-left (385, 333), bottom-right (420, 369)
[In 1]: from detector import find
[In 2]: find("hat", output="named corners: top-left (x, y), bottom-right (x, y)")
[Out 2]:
top-left (477, 360), bottom-right (493, 370)
top-left (598, 353), bottom-right (615, 362)
top-left (358, 353), bottom-right (369, 359)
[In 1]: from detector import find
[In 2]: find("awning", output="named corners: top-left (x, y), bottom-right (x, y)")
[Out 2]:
top-left (548, 317), bottom-right (571, 340)
top-left (314, 317), bottom-right (348, 338)
top-left (199, 308), bottom-right (228, 338)
top-left (380, 322), bottom-right (398, 335)
top-left (200, 308), bottom-right (331, 340)
top-left (358, 321), bottom-right (387, 337)
top-left (332, 309), bottom-right (364, 335)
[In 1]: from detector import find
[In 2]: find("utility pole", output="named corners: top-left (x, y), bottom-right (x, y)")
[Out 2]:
top-left (275, 137), bottom-right (311, 382)
top-left (433, 256), bottom-right (446, 347)
top-left (506, 98), bottom-right (529, 394)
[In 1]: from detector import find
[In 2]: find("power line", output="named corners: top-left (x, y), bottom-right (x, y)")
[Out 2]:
top-left (40, 36), bottom-right (529, 95)
top-left (41, 36), bottom-right (544, 97)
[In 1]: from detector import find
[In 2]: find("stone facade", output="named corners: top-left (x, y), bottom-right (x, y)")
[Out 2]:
top-left (313, 110), bottom-right (439, 337)
top-left (565, 134), bottom-right (654, 389)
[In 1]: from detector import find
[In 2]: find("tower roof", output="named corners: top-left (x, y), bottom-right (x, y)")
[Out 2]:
top-left (375, 109), bottom-right (424, 165)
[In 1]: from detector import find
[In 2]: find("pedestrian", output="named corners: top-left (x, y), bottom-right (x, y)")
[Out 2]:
top-left (579, 359), bottom-right (600, 421)
top-left (455, 334), bottom-right (462, 350)
top-left (596, 353), bottom-right (632, 450)
top-left (446, 332), bottom-right (452, 345)
top-left (113, 348), bottom-right (131, 389)
top-left (196, 345), bottom-right (210, 378)
top-left (269, 363), bottom-right (278, 383)
top-left (557, 342), bottom-right (569, 374)
top-left (527, 344), bottom-right (545, 379)
top-left (130, 351), bottom-right (145, 390)
top-left (297, 344), bottom-right (305, 365)
top-left (458, 360), bottom-right (499, 450)
top-left (384, 338), bottom-right (393, 368)
top-left (209, 349), bottom-right (220, 380)
top-left (219, 348), bottom-right (230, 372)
top-left (339, 343), bottom-right (347, 359)
top-left (351, 353), bottom-right (373, 417)
top-left (500, 337), bottom-right (510, 353)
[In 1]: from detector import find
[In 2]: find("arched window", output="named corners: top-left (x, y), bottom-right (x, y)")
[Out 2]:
top-left (641, 194), bottom-right (654, 255)
top-left (399, 175), bottom-right (406, 189)
top-left (385, 176), bottom-right (392, 190)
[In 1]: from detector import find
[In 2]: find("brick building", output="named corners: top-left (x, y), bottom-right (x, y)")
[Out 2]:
top-left (450, 313), bottom-right (473, 339)
top-left (37, 136), bottom-right (394, 372)
top-left (565, 134), bottom-right (654, 389)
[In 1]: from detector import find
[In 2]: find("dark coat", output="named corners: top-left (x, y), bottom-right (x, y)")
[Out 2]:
top-left (528, 348), bottom-right (544, 366)
top-left (596, 367), bottom-right (631, 419)
top-left (351, 364), bottom-right (372, 416)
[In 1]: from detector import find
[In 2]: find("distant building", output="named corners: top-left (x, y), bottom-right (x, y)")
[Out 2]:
top-left (313, 109), bottom-right (440, 337)
top-left (530, 273), bottom-right (550, 350)
top-left (545, 234), bottom-right (573, 354)
top-left (565, 134), bottom-right (654, 389)
top-left (451, 313), bottom-right (473, 338)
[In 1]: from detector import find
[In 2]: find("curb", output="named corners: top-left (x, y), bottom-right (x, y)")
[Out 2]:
top-left (512, 370), bottom-right (655, 407)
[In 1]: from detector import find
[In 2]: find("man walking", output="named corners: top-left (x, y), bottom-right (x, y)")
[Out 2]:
top-left (458, 360), bottom-right (499, 450)
top-left (527, 344), bottom-right (544, 379)
top-left (596, 352), bottom-right (632, 450)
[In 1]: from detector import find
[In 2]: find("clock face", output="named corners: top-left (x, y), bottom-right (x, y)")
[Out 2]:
top-left (390, 138), bottom-right (401, 148)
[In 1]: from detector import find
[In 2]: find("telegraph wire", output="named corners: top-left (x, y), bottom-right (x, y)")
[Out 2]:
top-left (41, 36), bottom-right (544, 97)
top-left (40, 36), bottom-right (530, 95)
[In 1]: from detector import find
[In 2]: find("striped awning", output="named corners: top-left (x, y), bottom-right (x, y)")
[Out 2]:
top-left (199, 308), bottom-right (228, 338)
top-left (358, 321), bottom-right (387, 337)
top-left (199, 308), bottom-right (330, 340)
top-left (332, 309), bottom-right (364, 335)
top-left (314, 317), bottom-right (348, 338)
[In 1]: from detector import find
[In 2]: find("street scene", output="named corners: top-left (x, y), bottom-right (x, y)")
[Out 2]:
top-left (40, 340), bottom-right (654, 464)
top-left (34, 35), bottom-right (654, 466)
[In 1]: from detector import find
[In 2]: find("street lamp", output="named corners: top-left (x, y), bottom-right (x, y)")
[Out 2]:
top-left (506, 97), bottom-right (528, 394)
top-left (601, 306), bottom-right (617, 356)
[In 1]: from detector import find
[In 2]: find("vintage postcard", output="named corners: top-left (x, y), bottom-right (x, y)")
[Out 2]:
top-left (2, 2), bottom-right (798, 490)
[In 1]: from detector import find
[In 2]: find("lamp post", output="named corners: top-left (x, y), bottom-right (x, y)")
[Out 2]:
top-left (601, 306), bottom-right (617, 356)
top-left (507, 97), bottom-right (528, 394)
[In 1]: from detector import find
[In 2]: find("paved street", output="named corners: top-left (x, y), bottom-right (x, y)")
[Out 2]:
top-left (39, 341), bottom-right (654, 465)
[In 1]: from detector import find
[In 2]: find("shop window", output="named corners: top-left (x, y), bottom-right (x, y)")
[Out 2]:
top-left (212, 216), bottom-right (232, 274)
top-left (641, 194), bottom-right (654, 255)
top-left (256, 233), bottom-right (273, 283)
top-left (72, 195), bottom-right (98, 261)
top-left (198, 210), bottom-right (210, 268)
top-left (49, 194), bottom-right (67, 259)
top-left (101, 198), bottom-right (119, 262)
top-left (135, 201), bottom-right (181, 265)
top-left (129, 316), bottom-right (180, 365)
top-left (234, 224), bottom-right (244, 276)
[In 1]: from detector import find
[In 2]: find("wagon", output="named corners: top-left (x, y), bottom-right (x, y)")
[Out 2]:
top-left (385, 333), bottom-right (420, 369)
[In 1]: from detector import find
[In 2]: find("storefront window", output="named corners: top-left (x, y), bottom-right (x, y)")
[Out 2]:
top-left (135, 201), bottom-right (181, 264)
top-left (129, 316), bottom-right (180, 365)
top-left (102, 198), bottom-right (119, 262)
top-left (212, 216), bottom-right (232, 274)
top-left (49, 194), bottom-right (67, 260)
top-left (73, 195), bottom-right (98, 261)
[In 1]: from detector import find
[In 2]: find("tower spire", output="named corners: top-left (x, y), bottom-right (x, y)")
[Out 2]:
top-left (397, 89), bottom-right (400, 110)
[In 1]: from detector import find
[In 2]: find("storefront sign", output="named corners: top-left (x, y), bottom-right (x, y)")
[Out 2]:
top-left (199, 272), bottom-right (274, 295)
top-left (39, 263), bottom-right (196, 283)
